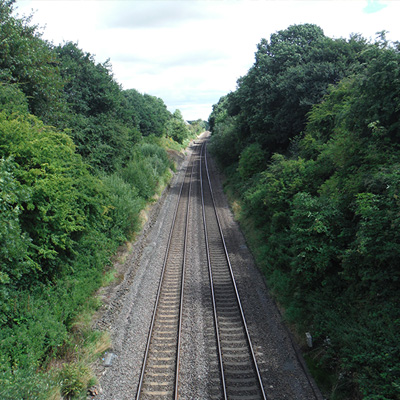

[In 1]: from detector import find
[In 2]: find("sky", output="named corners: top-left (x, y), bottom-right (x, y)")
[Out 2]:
top-left (13, 0), bottom-right (400, 121)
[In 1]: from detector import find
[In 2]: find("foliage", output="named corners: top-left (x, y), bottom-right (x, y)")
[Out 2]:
top-left (54, 42), bottom-right (120, 118)
top-left (209, 114), bottom-right (240, 168)
top-left (101, 173), bottom-right (142, 242)
top-left (0, 156), bottom-right (34, 288)
top-left (238, 143), bottom-right (266, 179)
top-left (0, 112), bottom-right (106, 282)
top-left (0, 5), bottom-right (183, 396)
top-left (188, 119), bottom-right (207, 136)
top-left (166, 109), bottom-right (191, 143)
top-left (210, 24), bottom-right (369, 159)
top-left (53, 42), bottom-right (138, 172)
top-left (59, 362), bottom-right (92, 398)
top-left (0, 111), bottom-right (174, 395)
top-left (0, 0), bottom-right (65, 123)
top-left (0, 81), bottom-right (29, 115)
top-left (123, 88), bottom-right (171, 137)
top-left (0, 362), bottom-right (55, 400)
top-left (210, 25), bottom-right (400, 399)
top-left (122, 141), bottom-right (172, 199)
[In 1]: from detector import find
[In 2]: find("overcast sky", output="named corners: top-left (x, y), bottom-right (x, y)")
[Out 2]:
top-left (14, 0), bottom-right (400, 121)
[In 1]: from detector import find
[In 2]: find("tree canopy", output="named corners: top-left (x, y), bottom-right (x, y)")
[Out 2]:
top-left (220, 24), bottom-right (368, 157)
top-left (0, 0), bottom-right (65, 123)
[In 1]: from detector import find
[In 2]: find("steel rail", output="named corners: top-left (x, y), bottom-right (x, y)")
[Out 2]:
top-left (174, 144), bottom-right (194, 399)
top-left (199, 142), bottom-right (228, 400)
top-left (202, 142), bottom-right (267, 400)
top-left (135, 148), bottom-right (196, 400)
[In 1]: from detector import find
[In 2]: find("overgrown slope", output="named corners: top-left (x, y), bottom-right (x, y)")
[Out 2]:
top-left (0, 1), bottom-right (204, 397)
top-left (209, 24), bottom-right (400, 400)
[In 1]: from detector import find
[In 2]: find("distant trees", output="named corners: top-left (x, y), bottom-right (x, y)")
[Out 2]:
top-left (209, 25), bottom-right (400, 399)
top-left (188, 118), bottom-right (207, 135)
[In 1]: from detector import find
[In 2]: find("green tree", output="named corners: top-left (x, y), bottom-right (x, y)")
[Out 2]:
top-left (210, 24), bottom-right (369, 167)
top-left (237, 143), bottom-right (265, 179)
top-left (0, 0), bottom-right (65, 123)
top-left (0, 81), bottom-right (29, 115)
top-left (123, 89), bottom-right (171, 137)
top-left (210, 26), bottom-right (400, 398)
top-left (0, 157), bottom-right (35, 288)
top-left (55, 42), bottom-right (121, 117)
top-left (209, 95), bottom-right (242, 168)
top-left (54, 42), bottom-right (138, 171)
top-left (188, 119), bottom-right (206, 135)
top-left (166, 109), bottom-right (190, 143)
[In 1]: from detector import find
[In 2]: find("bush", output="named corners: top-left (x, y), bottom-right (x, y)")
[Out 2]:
top-left (60, 362), bottom-right (91, 398)
top-left (0, 157), bottom-right (34, 289)
top-left (0, 112), bottom-right (105, 281)
top-left (238, 143), bottom-right (266, 179)
top-left (121, 142), bottom-right (171, 200)
top-left (208, 115), bottom-right (240, 168)
top-left (0, 362), bottom-right (55, 400)
top-left (0, 82), bottom-right (29, 115)
top-left (102, 173), bottom-right (143, 242)
top-left (167, 110), bottom-right (190, 143)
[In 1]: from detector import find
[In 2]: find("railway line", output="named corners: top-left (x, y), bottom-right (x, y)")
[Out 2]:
top-left (135, 139), bottom-right (266, 399)
top-left (135, 142), bottom-right (196, 399)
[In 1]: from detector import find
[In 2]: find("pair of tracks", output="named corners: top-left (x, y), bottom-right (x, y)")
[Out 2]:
top-left (136, 140), bottom-right (266, 400)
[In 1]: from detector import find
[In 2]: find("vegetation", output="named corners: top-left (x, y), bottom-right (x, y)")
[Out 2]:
top-left (209, 24), bottom-right (400, 399)
top-left (0, 1), bottom-right (204, 397)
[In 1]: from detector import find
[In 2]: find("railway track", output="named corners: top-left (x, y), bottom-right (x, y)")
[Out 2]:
top-left (200, 143), bottom-right (266, 400)
top-left (135, 144), bottom-right (198, 399)
top-left (136, 140), bottom-right (266, 399)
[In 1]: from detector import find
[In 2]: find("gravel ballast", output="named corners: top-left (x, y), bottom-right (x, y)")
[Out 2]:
top-left (93, 134), bottom-right (323, 400)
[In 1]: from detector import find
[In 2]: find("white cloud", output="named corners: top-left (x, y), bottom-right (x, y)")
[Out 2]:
top-left (101, 1), bottom-right (216, 29)
top-left (13, 0), bottom-right (400, 121)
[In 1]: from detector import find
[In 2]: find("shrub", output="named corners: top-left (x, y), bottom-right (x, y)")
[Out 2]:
top-left (121, 142), bottom-right (171, 200)
top-left (60, 362), bottom-right (92, 398)
top-left (102, 173), bottom-right (143, 242)
top-left (238, 143), bottom-right (266, 179)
